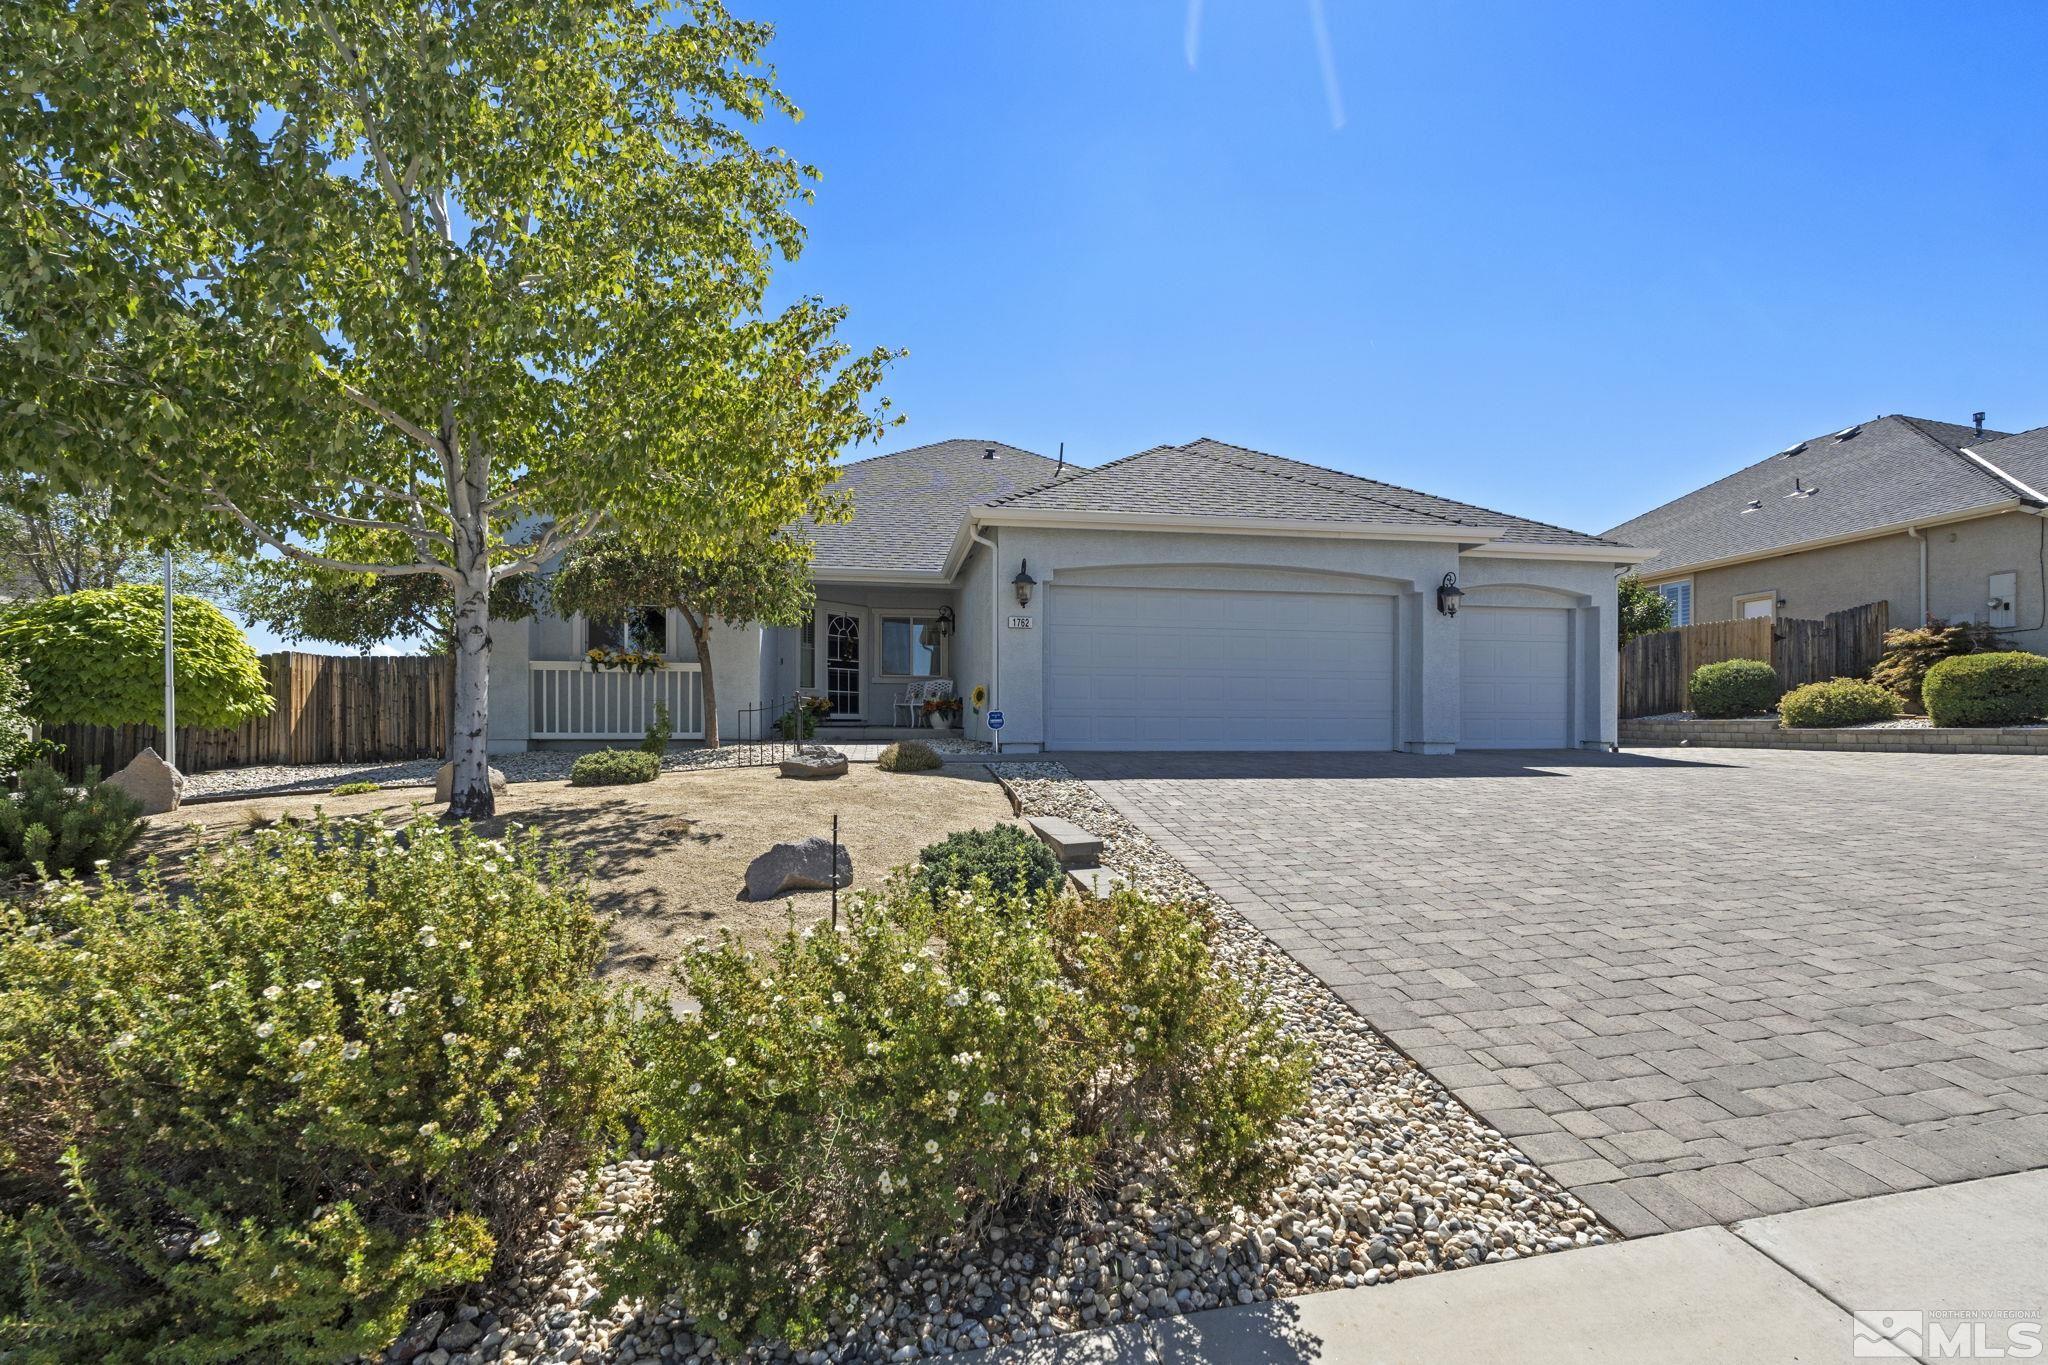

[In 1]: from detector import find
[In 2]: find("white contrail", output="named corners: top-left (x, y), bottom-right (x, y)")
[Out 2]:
top-left (1185, 0), bottom-right (1203, 70)
top-left (1307, 0), bottom-right (1346, 129)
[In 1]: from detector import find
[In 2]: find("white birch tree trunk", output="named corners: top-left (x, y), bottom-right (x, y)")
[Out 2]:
top-left (447, 454), bottom-right (496, 818)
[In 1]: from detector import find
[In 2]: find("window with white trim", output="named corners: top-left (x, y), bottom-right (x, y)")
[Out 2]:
top-left (586, 607), bottom-right (667, 655)
top-left (1656, 581), bottom-right (1692, 626)
top-left (878, 614), bottom-right (946, 678)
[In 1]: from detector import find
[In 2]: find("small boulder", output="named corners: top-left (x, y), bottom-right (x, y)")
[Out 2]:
top-left (383, 1310), bottom-right (445, 1363)
top-left (777, 744), bottom-right (848, 780)
top-left (434, 761), bottom-right (508, 804)
top-left (744, 836), bottom-right (853, 900)
top-left (104, 747), bottom-right (184, 815)
top-left (434, 1318), bottom-right (483, 1352)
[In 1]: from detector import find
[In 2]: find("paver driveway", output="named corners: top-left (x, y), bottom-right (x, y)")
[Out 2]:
top-left (1061, 747), bottom-right (2048, 1237)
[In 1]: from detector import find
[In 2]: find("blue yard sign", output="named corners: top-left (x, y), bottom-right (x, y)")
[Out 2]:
top-left (986, 710), bottom-right (1004, 729)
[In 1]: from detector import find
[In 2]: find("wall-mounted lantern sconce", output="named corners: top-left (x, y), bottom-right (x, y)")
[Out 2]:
top-left (934, 604), bottom-right (956, 637)
top-left (1436, 572), bottom-right (1466, 617)
top-left (1013, 560), bottom-right (1037, 608)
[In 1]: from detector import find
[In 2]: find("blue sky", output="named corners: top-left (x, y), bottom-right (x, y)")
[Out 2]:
top-left (239, 1), bottom-right (2048, 653)
top-left (757, 0), bottom-right (2046, 527)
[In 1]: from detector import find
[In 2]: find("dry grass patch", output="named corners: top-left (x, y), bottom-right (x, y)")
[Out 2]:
top-left (141, 763), bottom-right (1018, 990)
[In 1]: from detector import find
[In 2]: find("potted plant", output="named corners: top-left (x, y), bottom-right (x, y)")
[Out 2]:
top-left (777, 694), bottom-right (832, 741)
top-left (922, 695), bottom-right (963, 733)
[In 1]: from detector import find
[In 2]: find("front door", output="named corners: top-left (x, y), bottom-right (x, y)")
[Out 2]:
top-left (817, 603), bottom-right (863, 718)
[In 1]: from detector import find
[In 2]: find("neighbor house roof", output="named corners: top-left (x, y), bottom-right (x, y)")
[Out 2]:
top-left (805, 439), bottom-right (1077, 575)
top-left (1603, 414), bottom-right (2045, 579)
top-left (982, 438), bottom-right (1626, 550)
top-left (1971, 426), bottom-right (2048, 502)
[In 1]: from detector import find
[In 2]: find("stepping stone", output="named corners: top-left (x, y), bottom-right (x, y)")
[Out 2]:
top-left (1025, 815), bottom-right (1103, 866)
top-left (1067, 866), bottom-right (1130, 899)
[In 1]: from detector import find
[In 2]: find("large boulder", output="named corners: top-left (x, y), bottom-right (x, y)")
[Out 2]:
top-left (744, 836), bottom-right (853, 900)
top-left (104, 747), bottom-right (184, 815)
top-left (777, 744), bottom-right (848, 780)
top-left (434, 761), bottom-right (508, 804)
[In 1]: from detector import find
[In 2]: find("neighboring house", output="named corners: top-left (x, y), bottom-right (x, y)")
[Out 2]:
top-left (1605, 415), bottom-right (2048, 653)
top-left (488, 437), bottom-right (1647, 754)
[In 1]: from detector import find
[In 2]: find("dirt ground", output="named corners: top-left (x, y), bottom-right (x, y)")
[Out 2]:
top-left (139, 763), bottom-right (1019, 989)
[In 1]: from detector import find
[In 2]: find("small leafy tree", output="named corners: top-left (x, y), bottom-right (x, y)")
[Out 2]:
top-left (552, 534), bottom-right (813, 748)
top-left (0, 585), bottom-right (271, 729)
top-left (1617, 575), bottom-right (1673, 648)
top-left (0, 474), bottom-right (229, 601)
top-left (227, 557), bottom-right (543, 656)
top-left (1871, 620), bottom-right (2008, 713)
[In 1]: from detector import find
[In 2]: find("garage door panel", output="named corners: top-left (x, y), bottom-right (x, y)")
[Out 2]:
top-left (1459, 605), bottom-right (1570, 749)
top-left (1047, 585), bottom-right (1394, 751)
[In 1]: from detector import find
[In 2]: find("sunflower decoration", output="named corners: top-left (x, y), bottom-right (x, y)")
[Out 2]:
top-left (969, 683), bottom-right (988, 712)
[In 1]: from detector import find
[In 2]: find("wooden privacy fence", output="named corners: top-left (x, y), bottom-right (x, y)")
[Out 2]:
top-left (46, 652), bottom-right (452, 781)
top-left (1619, 600), bottom-right (1890, 718)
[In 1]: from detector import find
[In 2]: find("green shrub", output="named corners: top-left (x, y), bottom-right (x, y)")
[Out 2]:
top-left (776, 695), bottom-right (831, 741)
top-left (1778, 678), bottom-right (1902, 729)
top-left (915, 823), bottom-right (1063, 903)
top-left (568, 748), bottom-right (660, 786)
top-left (1689, 658), bottom-right (1781, 718)
top-left (0, 816), bottom-right (636, 1361)
top-left (0, 585), bottom-right (272, 729)
top-left (641, 699), bottom-right (674, 756)
top-left (876, 740), bottom-right (942, 773)
top-left (1923, 651), bottom-right (2048, 727)
top-left (0, 763), bottom-right (143, 880)
top-left (1872, 620), bottom-right (2007, 712)
top-left (0, 656), bottom-right (37, 778)
top-left (608, 874), bottom-right (1311, 1351)
top-left (328, 780), bottom-right (382, 796)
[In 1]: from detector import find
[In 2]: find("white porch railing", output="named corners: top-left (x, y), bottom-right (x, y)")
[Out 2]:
top-left (530, 661), bottom-right (705, 740)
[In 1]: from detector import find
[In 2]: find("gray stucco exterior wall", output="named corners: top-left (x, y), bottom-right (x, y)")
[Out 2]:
top-left (1643, 509), bottom-right (2048, 654)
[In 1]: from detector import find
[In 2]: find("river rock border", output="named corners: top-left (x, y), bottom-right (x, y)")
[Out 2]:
top-left (400, 764), bottom-right (1611, 1365)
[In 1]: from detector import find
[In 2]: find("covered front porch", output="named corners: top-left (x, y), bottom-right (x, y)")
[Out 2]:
top-left (764, 581), bottom-right (977, 734)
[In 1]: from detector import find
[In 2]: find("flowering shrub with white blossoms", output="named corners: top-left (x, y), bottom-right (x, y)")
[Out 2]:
top-left (0, 813), bottom-right (637, 1362)
top-left (608, 873), bottom-right (1311, 1350)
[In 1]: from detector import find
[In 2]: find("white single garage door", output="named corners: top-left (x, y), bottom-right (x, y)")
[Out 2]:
top-left (1460, 605), bottom-right (1571, 748)
top-left (1044, 584), bottom-right (1395, 750)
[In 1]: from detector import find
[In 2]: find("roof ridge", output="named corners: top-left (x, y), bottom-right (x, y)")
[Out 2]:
top-left (833, 438), bottom-right (1055, 473)
top-left (1891, 415), bottom-right (2023, 503)
top-left (1176, 438), bottom-right (1484, 531)
top-left (1185, 437), bottom-right (1621, 544)
top-left (980, 444), bottom-right (1176, 508)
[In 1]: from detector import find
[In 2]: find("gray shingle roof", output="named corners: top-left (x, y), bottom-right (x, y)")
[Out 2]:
top-left (805, 439), bottom-right (1074, 574)
top-left (1602, 415), bottom-right (2039, 578)
top-left (986, 438), bottom-right (1624, 548)
top-left (1971, 426), bottom-right (2048, 501)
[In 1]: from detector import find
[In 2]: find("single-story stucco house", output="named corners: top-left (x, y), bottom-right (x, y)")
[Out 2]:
top-left (1605, 414), bottom-right (2048, 652)
top-left (487, 438), bottom-right (1650, 754)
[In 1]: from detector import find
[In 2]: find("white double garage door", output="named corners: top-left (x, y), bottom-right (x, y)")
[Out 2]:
top-left (1044, 582), bottom-right (1570, 751)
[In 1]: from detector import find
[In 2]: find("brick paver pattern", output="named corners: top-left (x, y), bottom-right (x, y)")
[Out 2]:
top-left (1060, 747), bottom-right (2048, 1237)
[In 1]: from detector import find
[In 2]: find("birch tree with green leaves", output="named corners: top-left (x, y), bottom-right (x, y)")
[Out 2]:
top-left (0, 0), bottom-right (894, 816)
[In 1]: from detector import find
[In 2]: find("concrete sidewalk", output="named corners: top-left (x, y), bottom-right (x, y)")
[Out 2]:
top-left (966, 1168), bottom-right (2048, 1364)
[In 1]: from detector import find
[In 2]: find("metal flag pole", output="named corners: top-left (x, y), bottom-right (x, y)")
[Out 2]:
top-left (162, 548), bottom-right (176, 770)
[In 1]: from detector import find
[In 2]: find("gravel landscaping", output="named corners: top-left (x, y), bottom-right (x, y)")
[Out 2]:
top-left (398, 764), bottom-right (1611, 1364)
top-left (184, 740), bottom-right (994, 801)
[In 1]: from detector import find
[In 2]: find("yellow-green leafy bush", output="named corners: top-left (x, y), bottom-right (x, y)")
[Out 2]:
top-left (1688, 658), bottom-right (1780, 718)
top-left (0, 816), bottom-right (636, 1361)
top-left (328, 780), bottom-right (382, 796)
top-left (608, 876), bottom-right (1311, 1351)
top-left (0, 585), bottom-right (271, 729)
top-left (1872, 620), bottom-right (2006, 712)
top-left (1923, 651), bottom-right (2048, 727)
top-left (1777, 678), bottom-right (1902, 729)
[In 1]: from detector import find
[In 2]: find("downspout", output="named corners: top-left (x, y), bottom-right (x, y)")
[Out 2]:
top-left (1906, 525), bottom-right (1927, 624)
top-left (968, 523), bottom-right (1000, 740)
